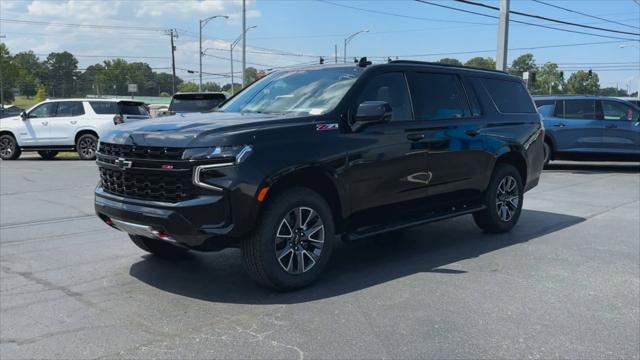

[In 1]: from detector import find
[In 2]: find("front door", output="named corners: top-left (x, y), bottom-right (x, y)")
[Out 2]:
top-left (549, 99), bottom-right (602, 153)
top-left (341, 72), bottom-right (430, 218)
top-left (19, 102), bottom-right (57, 145)
top-left (600, 99), bottom-right (640, 154)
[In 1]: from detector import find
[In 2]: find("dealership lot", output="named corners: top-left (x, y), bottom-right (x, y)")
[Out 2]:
top-left (1, 158), bottom-right (638, 359)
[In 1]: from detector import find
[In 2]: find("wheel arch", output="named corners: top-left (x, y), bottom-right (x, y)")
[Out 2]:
top-left (493, 149), bottom-right (528, 187)
top-left (74, 129), bottom-right (99, 144)
top-left (261, 166), bottom-right (346, 233)
top-left (0, 130), bottom-right (17, 141)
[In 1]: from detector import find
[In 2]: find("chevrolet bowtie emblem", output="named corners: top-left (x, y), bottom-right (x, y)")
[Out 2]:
top-left (115, 157), bottom-right (133, 170)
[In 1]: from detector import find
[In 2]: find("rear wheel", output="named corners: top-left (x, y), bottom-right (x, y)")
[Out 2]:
top-left (241, 187), bottom-right (335, 291)
top-left (129, 235), bottom-right (190, 259)
top-left (76, 133), bottom-right (98, 160)
top-left (473, 163), bottom-right (523, 233)
top-left (38, 150), bottom-right (59, 160)
top-left (0, 135), bottom-right (21, 160)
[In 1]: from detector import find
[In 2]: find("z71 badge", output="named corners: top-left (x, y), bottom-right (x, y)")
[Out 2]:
top-left (316, 123), bottom-right (339, 131)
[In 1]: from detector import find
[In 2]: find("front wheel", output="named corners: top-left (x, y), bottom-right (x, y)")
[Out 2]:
top-left (473, 163), bottom-right (524, 233)
top-left (0, 135), bottom-right (21, 160)
top-left (76, 134), bottom-right (98, 160)
top-left (241, 187), bottom-right (335, 291)
top-left (38, 150), bottom-right (59, 160)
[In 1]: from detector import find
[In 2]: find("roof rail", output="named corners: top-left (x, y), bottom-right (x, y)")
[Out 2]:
top-left (388, 60), bottom-right (508, 74)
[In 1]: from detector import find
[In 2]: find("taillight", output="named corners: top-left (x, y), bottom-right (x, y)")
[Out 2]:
top-left (113, 114), bottom-right (124, 125)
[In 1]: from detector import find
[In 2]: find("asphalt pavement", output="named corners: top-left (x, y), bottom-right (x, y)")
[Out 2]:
top-left (1, 157), bottom-right (639, 359)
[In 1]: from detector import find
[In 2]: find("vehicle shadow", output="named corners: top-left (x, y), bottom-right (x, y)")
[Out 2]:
top-left (129, 209), bottom-right (584, 304)
top-left (546, 162), bottom-right (639, 174)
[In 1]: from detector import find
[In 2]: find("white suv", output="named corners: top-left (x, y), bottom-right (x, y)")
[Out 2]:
top-left (0, 99), bottom-right (149, 160)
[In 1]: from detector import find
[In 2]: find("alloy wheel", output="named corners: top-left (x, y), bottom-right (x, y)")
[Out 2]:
top-left (495, 175), bottom-right (519, 222)
top-left (0, 138), bottom-right (14, 158)
top-left (79, 137), bottom-right (96, 158)
top-left (274, 206), bottom-right (324, 274)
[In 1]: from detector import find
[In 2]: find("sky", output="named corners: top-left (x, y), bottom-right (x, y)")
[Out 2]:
top-left (0, 0), bottom-right (639, 91)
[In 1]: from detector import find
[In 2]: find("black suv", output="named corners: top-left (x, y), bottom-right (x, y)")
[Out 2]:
top-left (95, 60), bottom-right (544, 290)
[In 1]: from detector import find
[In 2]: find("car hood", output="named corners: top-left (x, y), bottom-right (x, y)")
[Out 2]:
top-left (101, 111), bottom-right (307, 148)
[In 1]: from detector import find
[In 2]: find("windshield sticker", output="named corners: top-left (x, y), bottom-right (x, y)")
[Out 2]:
top-left (309, 108), bottom-right (324, 115)
top-left (316, 123), bottom-right (339, 131)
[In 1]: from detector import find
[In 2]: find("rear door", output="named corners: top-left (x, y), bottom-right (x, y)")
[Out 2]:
top-left (550, 99), bottom-right (602, 153)
top-left (600, 99), bottom-right (640, 154)
top-left (406, 71), bottom-right (491, 200)
top-left (48, 101), bottom-right (85, 145)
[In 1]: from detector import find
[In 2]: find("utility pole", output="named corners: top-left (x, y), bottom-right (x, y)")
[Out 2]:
top-left (166, 29), bottom-right (178, 95)
top-left (242, 0), bottom-right (247, 87)
top-left (0, 34), bottom-right (5, 108)
top-left (334, 44), bottom-right (338, 64)
top-left (199, 15), bottom-right (228, 92)
top-left (496, 0), bottom-right (510, 72)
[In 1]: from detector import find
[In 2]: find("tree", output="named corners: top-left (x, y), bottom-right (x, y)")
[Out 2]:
top-left (598, 87), bottom-right (628, 96)
top-left (508, 53), bottom-right (538, 77)
top-left (464, 57), bottom-right (496, 70)
top-left (244, 67), bottom-right (258, 85)
top-left (13, 51), bottom-right (47, 98)
top-left (222, 83), bottom-right (242, 94)
top-left (437, 58), bottom-right (462, 66)
top-left (536, 62), bottom-right (564, 95)
top-left (178, 81), bottom-right (199, 92)
top-left (565, 70), bottom-right (599, 95)
top-left (202, 82), bottom-right (222, 92)
top-left (0, 43), bottom-right (18, 103)
top-left (35, 84), bottom-right (47, 102)
top-left (45, 51), bottom-right (79, 97)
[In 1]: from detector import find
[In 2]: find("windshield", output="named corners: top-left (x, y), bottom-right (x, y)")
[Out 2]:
top-left (220, 67), bottom-right (362, 116)
top-left (169, 94), bottom-right (226, 113)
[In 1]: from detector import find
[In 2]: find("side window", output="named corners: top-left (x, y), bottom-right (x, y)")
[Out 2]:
top-left (89, 102), bottom-right (119, 114)
top-left (557, 100), bottom-right (596, 120)
top-left (535, 100), bottom-right (555, 117)
top-left (28, 103), bottom-right (57, 118)
top-left (55, 101), bottom-right (85, 117)
top-left (407, 72), bottom-right (471, 121)
top-left (356, 72), bottom-right (413, 121)
top-left (602, 101), bottom-right (638, 121)
top-left (481, 78), bottom-right (536, 113)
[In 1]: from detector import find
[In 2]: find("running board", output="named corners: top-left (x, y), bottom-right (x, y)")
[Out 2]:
top-left (345, 204), bottom-right (485, 241)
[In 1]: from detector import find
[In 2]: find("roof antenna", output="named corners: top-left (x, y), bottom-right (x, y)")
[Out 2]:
top-left (358, 57), bottom-right (372, 68)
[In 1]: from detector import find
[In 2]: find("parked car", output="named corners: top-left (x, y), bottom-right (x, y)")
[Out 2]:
top-left (95, 60), bottom-right (544, 290)
top-left (534, 95), bottom-right (640, 165)
top-left (0, 105), bottom-right (24, 119)
top-left (167, 92), bottom-right (227, 114)
top-left (0, 99), bottom-right (149, 160)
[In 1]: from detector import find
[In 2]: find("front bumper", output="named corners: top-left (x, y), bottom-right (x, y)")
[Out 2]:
top-left (95, 186), bottom-right (235, 249)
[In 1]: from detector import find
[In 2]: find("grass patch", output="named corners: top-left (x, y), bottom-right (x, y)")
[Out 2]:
top-left (10, 96), bottom-right (40, 109)
top-left (56, 152), bottom-right (79, 159)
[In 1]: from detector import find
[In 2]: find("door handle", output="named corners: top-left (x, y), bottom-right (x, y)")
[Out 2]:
top-left (553, 123), bottom-right (566, 128)
top-left (41, 121), bottom-right (48, 126)
top-left (406, 133), bottom-right (425, 142)
top-left (70, 120), bottom-right (77, 125)
top-left (465, 129), bottom-right (480, 137)
top-left (605, 124), bottom-right (617, 129)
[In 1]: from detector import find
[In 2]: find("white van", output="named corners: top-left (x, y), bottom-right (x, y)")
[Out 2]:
top-left (0, 99), bottom-right (149, 160)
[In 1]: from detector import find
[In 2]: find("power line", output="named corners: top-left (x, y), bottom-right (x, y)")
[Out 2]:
top-left (414, 0), bottom-right (639, 41)
top-left (0, 18), bottom-right (166, 32)
top-left (33, 53), bottom-right (170, 60)
top-left (451, 0), bottom-right (640, 36)
top-left (532, 0), bottom-right (639, 30)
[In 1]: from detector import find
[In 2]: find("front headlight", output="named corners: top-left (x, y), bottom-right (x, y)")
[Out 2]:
top-left (182, 145), bottom-right (253, 163)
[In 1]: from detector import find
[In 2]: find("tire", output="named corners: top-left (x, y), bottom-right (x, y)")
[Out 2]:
top-left (76, 133), bottom-right (98, 160)
top-left (241, 187), bottom-right (335, 291)
top-left (38, 150), bottom-right (59, 160)
top-left (542, 141), bottom-right (552, 167)
top-left (129, 234), bottom-right (190, 259)
top-left (473, 163), bottom-right (524, 233)
top-left (0, 134), bottom-right (21, 160)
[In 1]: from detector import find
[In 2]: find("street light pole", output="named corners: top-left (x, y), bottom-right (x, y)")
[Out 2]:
top-left (229, 26), bottom-right (256, 95)
top-left (199, 15), bottom-right (228, 92)
top-left (343, 30), bottom-right (369, 64)
top-left (496, 0), bottom-right (510, 71)
top-left (242, 0), bottom-right (247, 87)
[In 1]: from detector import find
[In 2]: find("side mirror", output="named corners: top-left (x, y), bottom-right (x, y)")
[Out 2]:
top-left (353, 101), bottom-right (392, 130)
top-left (20, 111), bottom-right (28, 120)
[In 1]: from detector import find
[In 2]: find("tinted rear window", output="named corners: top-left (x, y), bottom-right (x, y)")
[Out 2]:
top-left (90, 102), bottom-right (118, 114)
top-left (481, 78), bottom-right (535, 113)
top-left (555, 100), bottom-right (596, 120)
top-left (90, 101), bottom-right (147, 115)
top-left (118, 102), bottom-right (148, 116)
top-left (169, 94), bottom-right (226, 112)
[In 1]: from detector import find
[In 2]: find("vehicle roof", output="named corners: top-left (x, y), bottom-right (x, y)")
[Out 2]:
top-left (41, 98), bottom-right (145, 103)
top-left (274, 61), bottom-right (518, 80)
top-left (532, 95), bottom-right (634, 101)
top-left (173, 92), bottom-right (225, 96)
